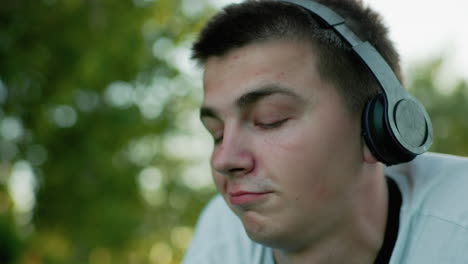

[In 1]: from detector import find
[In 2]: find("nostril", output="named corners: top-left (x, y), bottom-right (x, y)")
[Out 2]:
top-left (228, 167), bottom-right (245, 173)
top-left (224, 167), bottom-right (250, 178)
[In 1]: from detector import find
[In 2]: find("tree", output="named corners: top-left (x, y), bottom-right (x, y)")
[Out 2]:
top-left (0, 0), bottom-right (215, 263)
top-left (407, 59), bottom-right (468, 156)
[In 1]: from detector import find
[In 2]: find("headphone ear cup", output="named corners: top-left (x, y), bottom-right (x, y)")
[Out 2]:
top-left (362, 95), bottom-right (416, 165)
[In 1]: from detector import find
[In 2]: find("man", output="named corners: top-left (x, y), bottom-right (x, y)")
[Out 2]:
top-left (183, 0), bottom-right (468, 263)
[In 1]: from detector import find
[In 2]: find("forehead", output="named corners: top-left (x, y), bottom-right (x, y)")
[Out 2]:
top-left (202, 39), bottom-right (323, 108)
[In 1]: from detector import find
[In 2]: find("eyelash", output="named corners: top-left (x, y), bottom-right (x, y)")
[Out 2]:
top-left (213, 132), bottom-right (223, 145)
top-left (212, 119), bottom-right (288, 145)
top-left (255, 118), bottom-right (289, 129)
top-left (214, 137), bottom-right (223, 145)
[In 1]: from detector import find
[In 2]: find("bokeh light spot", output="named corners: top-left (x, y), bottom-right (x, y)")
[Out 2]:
top-left (137, 166), bottom-right (167, 207)
top-left (127, 136), bottom-right (160, 166)
top-left (181, 0), bottom-right (206, 17)
top-left (171, 226), bottom-right (193, 250)
top-left (181, 163), bottom-right (213, 190)
top-left (104, 81), bottom-right (134, 109)
top-left (134, 76), bottom-right (171, 120)
top-left (8, 161), bottom-right (36, 213)
top-left (0, 116), bottom-right (23, 141)
top-left (138, 167), bottom-right (162, 191)
top-left (149, 242), bottom-right (173, 264)
top-left (152, 37), bottom-right (173, 59)
top-left (51, 105), bottom-right (78, 128)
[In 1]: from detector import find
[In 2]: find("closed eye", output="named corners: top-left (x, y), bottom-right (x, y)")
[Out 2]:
top-left (209, 130), bottom-right (223, 145)
top-left (214, 135), bottom-right (223, 145)
top-left (255, 118), bottom-right (289, 129)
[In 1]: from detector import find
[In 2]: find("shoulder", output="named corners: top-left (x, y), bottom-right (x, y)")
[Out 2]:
top-left (183, 195), bottom-right (272, 264)
top-left (387, 153), bottom-right (468, 263)
top-left (386, 152), bottom-right (468, 220)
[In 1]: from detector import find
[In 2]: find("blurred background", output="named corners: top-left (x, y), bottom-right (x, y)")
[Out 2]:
top-left (0, 0), bottom-right (467, 263)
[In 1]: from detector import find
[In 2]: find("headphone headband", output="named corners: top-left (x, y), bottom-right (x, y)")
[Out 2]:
top-left (279, 0), bottom-right (432, 164)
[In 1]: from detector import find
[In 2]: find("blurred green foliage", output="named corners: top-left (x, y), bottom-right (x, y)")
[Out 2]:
top-left (407, 59), bottom-right (468, 156)
top-left (0, 0), bottom-right (217, 263)
top-left (0, 0), bottom-right (467, 264)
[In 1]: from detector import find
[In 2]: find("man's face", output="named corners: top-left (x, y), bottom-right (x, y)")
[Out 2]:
top-left (200, 39), bottom-right (367, 249)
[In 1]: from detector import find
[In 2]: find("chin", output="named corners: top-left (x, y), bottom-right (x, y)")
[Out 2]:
top-left (241, 211), bottom-right (289, 248)
top-left (242, 215), bottom-right (307, 252)
top-left (245, 229), bottom-right (295, 250)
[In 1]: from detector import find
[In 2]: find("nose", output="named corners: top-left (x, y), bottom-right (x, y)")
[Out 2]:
top-left (211, 129), bottom-right (254, 178)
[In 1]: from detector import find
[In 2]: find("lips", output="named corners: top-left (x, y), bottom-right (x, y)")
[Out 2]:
top-left (228, 190), bottom-right (272, 205)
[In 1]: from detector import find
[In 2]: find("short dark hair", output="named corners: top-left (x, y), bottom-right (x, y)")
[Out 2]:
top-left (191, 0), bottom-right (403, 113)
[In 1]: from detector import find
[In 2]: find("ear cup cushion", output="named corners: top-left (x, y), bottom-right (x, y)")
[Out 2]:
top-left (362, 95), bottom-right (416, 165)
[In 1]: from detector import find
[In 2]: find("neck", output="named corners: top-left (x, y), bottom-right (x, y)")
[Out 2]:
top-left (273, 163), bottom-right (388, 264)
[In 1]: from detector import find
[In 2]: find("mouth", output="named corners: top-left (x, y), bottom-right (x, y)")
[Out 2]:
top-left (228, 191), bottom-right (273, 206)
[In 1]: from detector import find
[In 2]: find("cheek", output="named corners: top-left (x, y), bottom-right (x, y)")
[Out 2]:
top-left (261, 130), bottom-right (326, 188)
top-left (259, 119), bottom-right (357, 198)
top-left (212, 170), bottom-right (227, 193)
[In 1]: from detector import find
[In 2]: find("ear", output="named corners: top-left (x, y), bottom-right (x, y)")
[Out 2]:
top-left (363, 141), bottom-right (378, 164)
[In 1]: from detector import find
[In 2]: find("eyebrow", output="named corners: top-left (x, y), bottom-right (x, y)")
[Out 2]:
top-left (236, 85), bottom-right (302, 108)
top-left (199, 84), bottom-right (304, 120)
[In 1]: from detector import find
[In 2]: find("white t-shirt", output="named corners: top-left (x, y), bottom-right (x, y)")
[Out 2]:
top-left (183, 153), bottom-right (468, 263)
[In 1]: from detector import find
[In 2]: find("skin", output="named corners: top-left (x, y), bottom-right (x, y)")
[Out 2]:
top-left (200, 39), bottom-right (388, 264)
